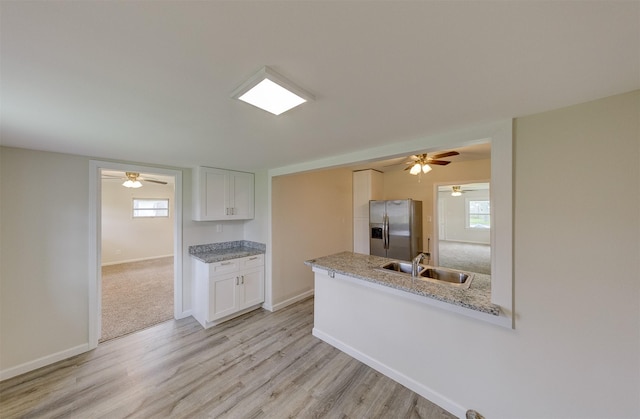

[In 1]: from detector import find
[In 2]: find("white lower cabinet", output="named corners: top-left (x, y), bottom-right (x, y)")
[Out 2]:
top-left (193, 254), bottom-right (264, 328)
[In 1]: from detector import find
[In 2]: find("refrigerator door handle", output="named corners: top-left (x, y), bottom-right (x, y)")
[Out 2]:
top-left (383, 214), bottom-right (389, 250)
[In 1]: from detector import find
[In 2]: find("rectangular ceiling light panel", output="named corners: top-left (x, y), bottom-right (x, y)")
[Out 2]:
top-left (232, 66), bottom-right (314, 115)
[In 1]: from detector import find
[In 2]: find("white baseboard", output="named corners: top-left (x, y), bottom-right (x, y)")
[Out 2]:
top-left (101, 254), bottom-right (174, 267)
top-left (268, 289), bottom-right (314, 312)
top-left (0, 343), bottom-right (90, 382)
top-left (312, 328), bottom-right (466, 419)
top-left (176, 309), bottom-right (192, 320)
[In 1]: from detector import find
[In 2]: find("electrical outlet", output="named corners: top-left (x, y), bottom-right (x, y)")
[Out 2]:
top-left (216, 224), bottom-right (223, 233)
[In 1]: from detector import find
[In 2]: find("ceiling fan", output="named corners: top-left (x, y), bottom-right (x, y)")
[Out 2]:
top-left (451, 185), bottom-right (464, 196)
top-left (404, 151), bottom-right (460, 175)
top-left (102, 172), bottom-right (168, 188)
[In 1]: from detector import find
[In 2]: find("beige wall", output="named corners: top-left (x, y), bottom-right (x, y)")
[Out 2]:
top-left (438, 188), bottom-right (491, 244)
top-left (101, 179), bottom-right (174, 265)
top-left (271, 168), bottom-right (353, 305)
top-left (0, 148), bottom-right (249, 376)
top-left (383, 158), bottom-right (490, 251)
top-left (1, 148), bottom-right (91, 371)
top-left (243, 170), bottom-right (269, 245)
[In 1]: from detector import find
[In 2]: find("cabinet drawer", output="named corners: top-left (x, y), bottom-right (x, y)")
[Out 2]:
top-left (209, 259), bottom-right (240, 275)
top-left (241, 254), bottom-right (264, 269)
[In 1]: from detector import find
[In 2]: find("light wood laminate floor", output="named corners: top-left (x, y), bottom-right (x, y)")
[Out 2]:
top-left (0, 298), bottom-right (455, 419)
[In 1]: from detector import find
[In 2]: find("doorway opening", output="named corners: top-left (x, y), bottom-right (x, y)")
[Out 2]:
top-left (99, 170), bottom-right (176, 342)
top-left (88, 161), bottom-right (183, 348)
top-left (434, 182), bottom-right (491, 274)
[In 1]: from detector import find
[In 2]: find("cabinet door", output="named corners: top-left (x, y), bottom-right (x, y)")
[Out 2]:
top-left (193, 167), bottom-right (228, 221)
top-left (239, 268), bottom-right (264, 309)
top-left (193, 167), bottom-right (254, 221)
top-left (203, 169), bottom-right (229, 220)
top-left (209, 273), bottom-right (239, 321)
top-left (229, 171), bottom-right (254, 220)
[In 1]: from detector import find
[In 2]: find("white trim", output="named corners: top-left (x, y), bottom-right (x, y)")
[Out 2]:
top-left (265, 289), bottom-right (314, 312)
top-left (489, 121), bottom-right (513, 326)
top-left (432, 178), bottom-right (491, 266)
top-left (101, 254), bottom-right (174, 267)
top-left (196, 304), bottom-right (263, 329)
top-left (312, 328), bottom-right (466, 418)
top-left (88, 161), bottom-right (100, 347)
top-left (269, 121), bottom-right (500, 177)
top-left (89, 161), bottom-right (184, 349)
top-left (0, 344), bottom-right (89, 381)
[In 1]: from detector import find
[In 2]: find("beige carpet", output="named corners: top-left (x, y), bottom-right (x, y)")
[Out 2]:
top-left (101, 257), bottom-right (174, 342)
top-left (438, 241), bottom-right (491, 275)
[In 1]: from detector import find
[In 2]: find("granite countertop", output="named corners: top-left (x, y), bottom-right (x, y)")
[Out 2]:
top-left (189, 240), bottom-right (265, 264)
top-left (305, 251), bottom-right (500, 316)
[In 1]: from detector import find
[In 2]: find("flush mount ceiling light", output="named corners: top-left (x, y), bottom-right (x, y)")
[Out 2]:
top-left (231, 66), bottom-right (314, 115)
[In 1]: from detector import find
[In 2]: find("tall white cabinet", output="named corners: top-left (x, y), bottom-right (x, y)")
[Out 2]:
top-left (353, 169), bottom-right (383, 254)
top-left (192, 167), bottom-right (254, 221)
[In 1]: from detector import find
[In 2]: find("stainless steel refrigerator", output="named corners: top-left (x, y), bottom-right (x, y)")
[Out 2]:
top-left (369, 199), bottom-right (423, 260)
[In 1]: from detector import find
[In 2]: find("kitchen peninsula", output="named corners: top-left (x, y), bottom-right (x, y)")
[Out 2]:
top-left (305, 251), bottom-right (501, 319)
top-left (307, 251), bottom-right (506, 415)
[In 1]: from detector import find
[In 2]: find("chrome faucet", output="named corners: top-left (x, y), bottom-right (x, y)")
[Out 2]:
top-left (412, 253), bottom-right (427, 277)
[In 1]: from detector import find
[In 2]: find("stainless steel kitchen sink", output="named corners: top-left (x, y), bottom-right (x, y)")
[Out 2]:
top-left (379, 261), bottom-right (418, 274)
top-left (419, 267), bottom-right (474, 288)
top-left (377, 261), bottom-right (474, 288)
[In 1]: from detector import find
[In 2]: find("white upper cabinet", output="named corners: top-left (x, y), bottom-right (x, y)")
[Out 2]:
top-left (193, 167), bottom-right (255, 221)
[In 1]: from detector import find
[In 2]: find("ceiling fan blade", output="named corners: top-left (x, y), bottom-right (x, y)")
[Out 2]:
top-left (144, 179), bottom-right (168, 185)
top-left (431, 151), bottom-right (459, 159)
top-left (428, 160), bottom-right (451, 166)
top-left (101, 174), bottom-right (123, 179)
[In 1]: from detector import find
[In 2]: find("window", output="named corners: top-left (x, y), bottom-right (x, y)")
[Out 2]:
top-left (133, 198), bottom-right (169, 218)
top-left (467, 199), bottom-right (490, 229)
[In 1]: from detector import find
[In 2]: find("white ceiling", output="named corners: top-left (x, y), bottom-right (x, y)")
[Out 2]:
top-left (1, 1), bottom-right (638, 173)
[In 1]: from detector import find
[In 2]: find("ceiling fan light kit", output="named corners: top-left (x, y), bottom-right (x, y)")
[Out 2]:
top-left (102, 171), bottom-right (169, 188)
top-left (231, 66), bottom-right (315, 116)
top-left (451, 185), bottom-right (463, 196)
top-left (122, 179), bottom-right (142, 188)
top-left (122, 172), bottom-right (143, 188)
top-left (409, 162), bottom-right (432, 175)
top-left (405, 151), bottom-right (459, 178)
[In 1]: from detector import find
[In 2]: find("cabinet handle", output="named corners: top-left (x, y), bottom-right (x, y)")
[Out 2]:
top-left (236, 276), bottom-right (239, 285)
top-left (221, 261), bottom-right (232, 266)
top-left (249, 256), bottom-right (258, 260)
top-left (241, 275), bottom-right (245, 284)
